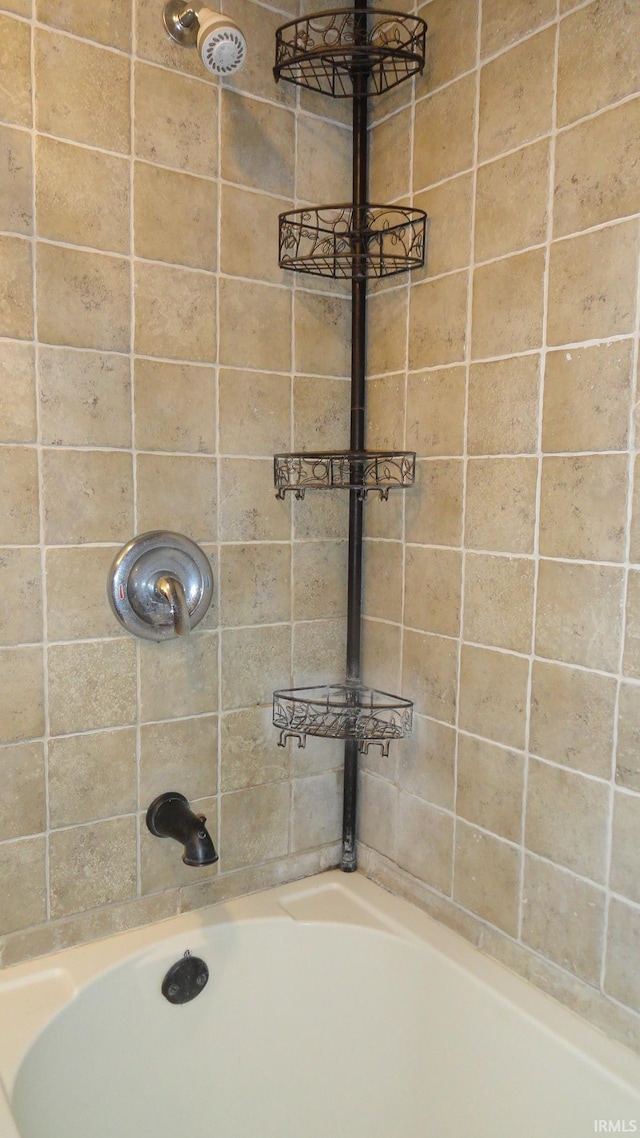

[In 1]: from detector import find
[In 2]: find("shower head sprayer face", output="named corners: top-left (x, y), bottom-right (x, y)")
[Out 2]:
top-left (197, 9), bottom-right (247, 75)
top-left (163, 3), bottom-right (247, 75)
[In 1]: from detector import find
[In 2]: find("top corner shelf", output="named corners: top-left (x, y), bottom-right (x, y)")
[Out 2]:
top-left (274, 8), bottom-right (427, 99)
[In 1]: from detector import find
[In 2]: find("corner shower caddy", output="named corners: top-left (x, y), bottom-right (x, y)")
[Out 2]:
top-left (272, 4), bottom-right (427, 871)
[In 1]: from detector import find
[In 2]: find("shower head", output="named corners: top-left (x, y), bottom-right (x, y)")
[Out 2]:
top-left (163, 2), bottom-right (247, 75)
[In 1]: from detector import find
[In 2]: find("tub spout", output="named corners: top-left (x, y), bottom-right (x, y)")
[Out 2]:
top-left (146, 792), bottom-right (218, 867)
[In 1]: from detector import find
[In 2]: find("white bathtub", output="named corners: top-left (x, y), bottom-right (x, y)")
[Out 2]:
top-left (0, 871), bottom-right (638, 1137)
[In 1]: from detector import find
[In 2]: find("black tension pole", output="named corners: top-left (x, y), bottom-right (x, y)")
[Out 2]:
top-left (341, 0), bottom-right (369, 872)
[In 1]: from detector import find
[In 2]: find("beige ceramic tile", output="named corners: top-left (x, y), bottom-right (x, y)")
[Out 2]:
top-left (365, 491), bottom-right (403, 542)
top-left (363, 539), bottom-right (403, 624)
top-left (42, 449), bottom-right (133, 544)
top-left (292, 617), bottom-right (345, 689)
top-left (35, 29), bottom-right (130, 152)
top-left (405, 546), bottom-right (461, 637)
top-left (294, 291), bottom-right (350, 378)
top-left (37, 245), bottom-right (130, 352)
top-left (414, 173), bottom-right (473, 280)
top-left (362, 618), bottom-right (402, 698)
top-left (36, 136), bottom-right (129, 254)
top-left (539, 455), bottom-right (628, 562)
top-left (39, 347), bottom-right (131, 448)
top-left (468, 355), bottom-right (540, 455)
top-left (554, 99), bottom-right (640, 238)
top-left (405, 459), bottom-right (463, 547)
top-left (134, 62), bottom-right (218, 178)
top-left (616, 684), bottom-right (640, 793)
top-left (406, 366), bottom-right (465, 457)
top-left (220, 185), bottom-right (289, 286)
top-left (46, 545), bottom-right (121, 641)
top-left (454, 822), bottom-right (521, 935)
top-left (293, 376), bottom-right (350, 452)
top-left (220, 783), bottom-right (290, 872)
top-left (547, 222), bottom-right (639, 346)
top-left (402, 630), bottom-right (458, 723)
top-left (481, 0), bottom-right (555, 56)
top-left (463, 553), bottom-right (535, 653)
top-left (0, 13), bottom-right (31, 128)
top-left (459, 644), bottom-right (528, 749)
top-left (222, 0), bottom-right (295, 106)
top-left (219, 278), bottom-right (290, 372)
top-left (36, 0), bottom-right (131, 48)
top-left (0, 341), bottom-right (35, 443)
top-left (631, 456), bottom-right (640, 564)
top-left (0, 446), bottom-right (38, 544)
top-left (610, 791), bottom-right (640, 906)
top-left (472, 249), bottom-right (545, 358)
top-left (478, 27), bottom-right (555, 162)
top-left (475, 140), bottom-right (550, 262)
top-left (368, 288), bottom-right (409, 377)
top-left (134, 163), bottom-right (216, 271)
top-left (219, 369), bottom-right (289, 456)
top-left (522, 856), bottom-right (605, 984)
top-left (0, 647), bottom-right (43, 744)
top-left (134, 358), bottom-right (215, 454)
top-left (140, 716), bottom-right (218, 803)
top-left (0, 124), bottom-right (32, 234)
top-left (604, 899), bottom-right (640, 1015)
top-left (218, 458), bottom-right (290, 542)
top-left (624, 571), bottom-right (640, 680)
top-left (408, 271), bottom-right (468, 369)
top-left (291, 771), bottom-right (342, 853)
top-left (48, 728), bottom-right (137, 827)
top-left (136, 453), bottom-right (216, 541)
top-left (413, 75), bottom-right (476, 191)
top-left (457, 735), bottom-right (524, 842)
top-left (366, 375), bottom-right (406, 453)
top-left (48, 639), bottom-right (136, 736)
top-left (542, 342), bottom-right (633, 454)
top-left (220, 544), bottom-right (291, 627)
top-left (358, 772), bottom-right (397, 860)
top-left (221, 708), bottom-right (289, 792)
top-left (135, 262), bottom-right (215, 362)
top-left (293, 541), bottom-right (348, 621)
top-left (398, 715), bottom-right (455, 811)
top-left (396, 794), bottom-right (454, 894)
top-left (370, 109), bottom-right (412, 202)
top-left (0, 740), bottom-right (45, 840)
top-left (296, 113), bottom-right (351, 203)
top-left (49, 817), bottom-right (137, 918)
top-left (526, 758), bottom-right (610, 883)
top-left (0, 838), bottom-right (46, 935)
top-left (221, 624), bottom-right (290, 711)
top-left (2, 0), bottom-right (31, 13)
top-left (530, 661), bottom-right (616, 778)
top-left (0, 547), bottom-right (41, 644)
top-left (220, 90), bottom-right (294, 197)
top-left (139, 624), bottom-right (216, 721)
top-left (422, 0), bottom-right (479, 90)
top-left (0, 235), bottom-right (32, 339)
top-left (535, 560), bottom-right (624, 672)
top-left (556, 0), bottom-right (640, 128)
top-left (465, 457), bottom-right (537, 553)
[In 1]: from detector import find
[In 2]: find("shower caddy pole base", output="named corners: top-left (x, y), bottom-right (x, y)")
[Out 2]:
top-left (272, 4), bottom-right (427, 872)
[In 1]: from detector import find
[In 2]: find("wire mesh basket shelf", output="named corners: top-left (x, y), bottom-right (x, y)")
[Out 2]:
top-left (274, 8), bottom-right (427, 98)
top-left (274, 450), bottom-right (416, 500)
top-left (279, 205), bottom-right (426, 280)
top-left (273, 684), bottom-right (413, 756)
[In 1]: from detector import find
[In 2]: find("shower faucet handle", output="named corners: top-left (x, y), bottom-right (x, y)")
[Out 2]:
top-left (155, 574), bottom-right (191, 638)
top-left (107, 531), bottom-right (214, 642)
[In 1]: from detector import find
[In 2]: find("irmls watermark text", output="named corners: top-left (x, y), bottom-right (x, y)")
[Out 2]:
top-left (593, 1123), bottom-right (638, 1133)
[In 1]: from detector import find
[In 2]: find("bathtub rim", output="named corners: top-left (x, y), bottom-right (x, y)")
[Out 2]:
top-left (0, 868), bottom-right (639, 1130)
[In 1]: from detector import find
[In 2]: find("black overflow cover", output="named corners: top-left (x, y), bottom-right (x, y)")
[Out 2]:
top-left (162, 952), bottom-right (209, 1004)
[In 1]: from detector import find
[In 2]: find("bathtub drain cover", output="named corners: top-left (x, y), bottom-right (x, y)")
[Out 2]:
top-left (162, 952), bottom-right (209, 1004)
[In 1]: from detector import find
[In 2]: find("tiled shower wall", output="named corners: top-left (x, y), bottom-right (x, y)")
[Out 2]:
top-left (0, 0), bottom-right (354, 964)
top-left (360, 0), bottom-right (640, 1050)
